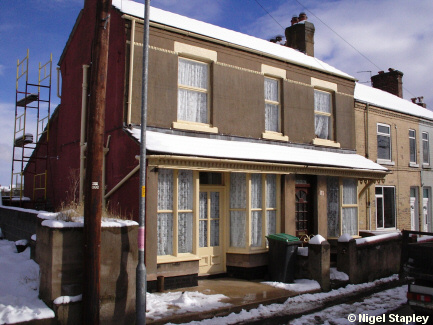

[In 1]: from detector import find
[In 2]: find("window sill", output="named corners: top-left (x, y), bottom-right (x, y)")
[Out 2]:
top-left (172, 121), bottom-right (218, 134)
top-left (227, 248), bottom-right (269, 255)
top-left (376, 159), bottom-right (395, 166)
top-left (262, 132), bottom-right (289, 142)
top-left (157, 253), bottom-right (201, 264)
top-left (409, 163), bottom-right (420, 168)
top-left (313, 138), bottom-right (341, 148)
top-left (423, 163), bottom-right (431, 169)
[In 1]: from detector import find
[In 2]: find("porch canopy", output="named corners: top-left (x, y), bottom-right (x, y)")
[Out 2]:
top-left (128, 129), bottom-right (388, 180)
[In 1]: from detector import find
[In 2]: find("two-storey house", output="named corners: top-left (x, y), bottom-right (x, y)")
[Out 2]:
top-left (24, 0), bottom-right (386, 289)
top-left (355, 70), bottom-right (433, 234)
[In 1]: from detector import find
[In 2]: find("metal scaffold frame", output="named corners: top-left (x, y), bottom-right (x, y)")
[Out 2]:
top-left (10, 49), bottom-right (52, 207)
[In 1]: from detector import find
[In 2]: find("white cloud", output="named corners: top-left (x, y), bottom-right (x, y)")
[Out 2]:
top-left (244, 0), bottom-right (433, 108)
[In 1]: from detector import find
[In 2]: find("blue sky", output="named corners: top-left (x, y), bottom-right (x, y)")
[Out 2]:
top-left (1, 0), bottom-right (433, 187)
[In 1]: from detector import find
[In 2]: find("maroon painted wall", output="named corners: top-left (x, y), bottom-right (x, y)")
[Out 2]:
top-left (25, 4), bottom-right (140, 220)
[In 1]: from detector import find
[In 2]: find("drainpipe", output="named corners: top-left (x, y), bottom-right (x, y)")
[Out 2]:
top-left (79, 65), bottom-right (90, 204)
top-left (102, 135), bottom-right (110, 211)
top-left (364, 103), bottom-right (371, 230)
top-left (126, 18), bottom-right (136, 125)
top-left (56, 67), bottom-right (61, 99)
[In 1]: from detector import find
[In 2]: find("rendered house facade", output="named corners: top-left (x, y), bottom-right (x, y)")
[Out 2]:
top-left (24, 0), bottom-right (388, 288)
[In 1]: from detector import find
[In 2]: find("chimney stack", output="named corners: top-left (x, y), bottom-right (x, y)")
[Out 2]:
top-left (371, 68), bottom-right (404, 98)
top-left (285, 12), bottom-right (315, 56)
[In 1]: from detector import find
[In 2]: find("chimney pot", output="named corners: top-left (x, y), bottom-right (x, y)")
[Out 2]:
top-left (291, 15), bottom-right (299, 25)
top-left (298, 12), bottom-right (307, 21)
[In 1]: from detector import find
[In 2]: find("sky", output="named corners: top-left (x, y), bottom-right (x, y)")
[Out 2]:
top-left (0, 0), bottom-right (432, 186)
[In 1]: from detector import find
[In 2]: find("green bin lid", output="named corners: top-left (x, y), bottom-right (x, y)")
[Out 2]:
top-left (266, 233), bottom-right (299, 242)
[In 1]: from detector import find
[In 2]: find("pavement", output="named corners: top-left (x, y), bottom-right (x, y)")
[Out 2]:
top-left (148, 276), bottom-right (406, 324)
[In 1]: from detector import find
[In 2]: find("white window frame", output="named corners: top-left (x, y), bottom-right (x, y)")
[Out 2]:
top-left (377, 123), bottom-right (393, 164)
top-left (423, 132), bottom-right (430, 165)
top-left (314, 89), bottom-right (334, 141)
top-left (375, 186), bottom-right (396, 229)
top-left (262, 76), bottom-right (288, 141)
top-left (228, 173), bottom-right (280, 253)
top-left (409, 129), bottom-right (417, 166)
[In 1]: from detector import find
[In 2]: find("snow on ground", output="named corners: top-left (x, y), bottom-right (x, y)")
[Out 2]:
top-left (146, 291), bottom-right (231, 320)
top-left (171, 275), bottom-right (401, 325)
top-left (0, 240), bottom-right (54, 325)
top-left (288, 285), bottom-right (407, 325)
top-left (262, 279), bottom-right (321, 292)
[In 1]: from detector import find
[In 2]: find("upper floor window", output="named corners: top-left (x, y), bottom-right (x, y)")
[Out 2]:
top-left (177, 58), bottom-right (209, 124)
top-left (264, 77), bottom-right (280, 133)
top-left (377, 123), bottom-right (391, 161)
top-left (314, 90), bottom-right (333, 140)
top-left (423, 132), bottom-right (430, 165)
top-left (409, 129), bottom-right (417, 164)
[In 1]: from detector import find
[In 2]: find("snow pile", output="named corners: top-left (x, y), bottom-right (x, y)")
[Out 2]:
top-left (309, 234), bottom-right (325, 245)
top-left (0, 240), bottom-right (54, 324)
top-left (146, 291), bottom-right (230, 320)
top-left (53, 294), bottom-right (82, 305)
top-left (330, 268), bottom-right (349, 282)
top-left (262, 279), bottom-right (320, 292)
top-left (355, 232), bottom-right (400, 245)
top-left (338, 233), bottom-right (353, 242)
top-left (37, 212), bottom-right (138, 228)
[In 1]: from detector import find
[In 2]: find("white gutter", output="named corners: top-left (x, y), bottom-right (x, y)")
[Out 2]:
top-left (123, 15), bottom-right (137, 125)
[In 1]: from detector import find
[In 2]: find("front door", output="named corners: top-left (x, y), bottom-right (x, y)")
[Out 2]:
top-left (295, 185), bottom-right (313, 238)
top-left (198, 189), bottom-right (224, 274)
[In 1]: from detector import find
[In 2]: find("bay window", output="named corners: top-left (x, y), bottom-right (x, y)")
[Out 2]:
top-left (229, 173), bottom-right (279, 250)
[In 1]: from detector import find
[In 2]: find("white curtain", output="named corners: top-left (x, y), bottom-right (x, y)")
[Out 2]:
top-left (342, 178), bottom-right (358, 236)
top-left (178, 170), bottom-right (193, 253)
top-left (343, 178), bottom-right (357, 205)
top-left (314, 90), bottom-right (331, 139)
top-left (157, 169), bottom-right (173, 211)
top-left (266, 174), bottom-right (277, 236)
top-left (251, 174), bottom-right (262, 209)
top-left (178, 58), bottom-right (208, 123)
top-left (230, 173), bottom-right (246, 247)
top-left (264, 78), bottom-right (279, 132)
top-left (230, 210), bottom-right (246, 247)
top-left (342, 207), bottom-right (358, 236)
top-left (251, 211), bottom-right (262, 247)
top-left (157, 169), bottom-right (174, 255)
top-left (157, 213), bottom-right (173, 255)
top-left (178, 170), bottom-right (193, 210)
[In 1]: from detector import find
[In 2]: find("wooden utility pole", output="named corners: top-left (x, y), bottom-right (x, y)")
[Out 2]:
top-left (83, 0), bottom-right (111, 324)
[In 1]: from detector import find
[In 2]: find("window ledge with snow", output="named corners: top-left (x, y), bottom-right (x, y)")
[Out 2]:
top-left (409, 162), bottom-right (419, 168)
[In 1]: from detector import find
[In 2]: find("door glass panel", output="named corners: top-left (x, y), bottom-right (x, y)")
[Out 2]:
top-left (210, 192), bottom-right (220, 247)
top-left (199, 192), bottom-right (208, 248)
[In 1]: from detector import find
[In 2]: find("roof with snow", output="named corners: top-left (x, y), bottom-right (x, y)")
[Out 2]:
top-left (128, 129), bottom-right (388, 174)
top-left (112, 0), bottom-right (354, 80)
top-left (355, 83), bottom-right (433, 120)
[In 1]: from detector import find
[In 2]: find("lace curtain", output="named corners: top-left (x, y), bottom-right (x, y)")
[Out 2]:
top-left (264, 78), bottom-right (279, 132)
top-left (314, 90), bottom-right (331, 139)
top-left (266, 174), bottom-right (277, 235)
top-left (230, 173), bottom-right (246, 247)
top-left (178, 170), bottom-right (193, 253)
top-left (157, 169), bottom-right (173, 255)
top-left (178, 58), bottom-right (208, 123)
top-left (342, 178), bottom-right (358, 236)
top-left (210, 192), bottom-right (220, 247)
top-left (199, 192), bottom-right (207, 248)
top-left (251, 174), bottom-right (262, 246)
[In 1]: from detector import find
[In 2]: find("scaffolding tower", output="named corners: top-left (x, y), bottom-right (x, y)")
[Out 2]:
top-left (11, 49), bottom-right (52, 207)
